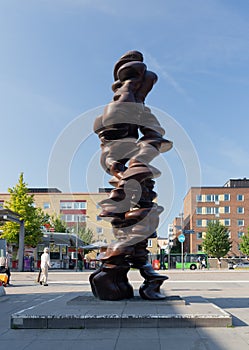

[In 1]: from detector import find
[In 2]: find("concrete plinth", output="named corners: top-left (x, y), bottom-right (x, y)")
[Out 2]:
top-left (11, 293), bottom-right (232, 329)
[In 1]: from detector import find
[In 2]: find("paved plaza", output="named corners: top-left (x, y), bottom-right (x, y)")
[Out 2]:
top-left (0, 269), bottom-right (249, 349)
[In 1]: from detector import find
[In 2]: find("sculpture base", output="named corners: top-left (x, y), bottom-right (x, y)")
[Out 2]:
top-left (11, 294), bottom-right (232, 329)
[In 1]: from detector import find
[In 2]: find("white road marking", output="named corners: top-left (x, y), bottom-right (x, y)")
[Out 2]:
top-left (14, 294), bottom-right (65, 315)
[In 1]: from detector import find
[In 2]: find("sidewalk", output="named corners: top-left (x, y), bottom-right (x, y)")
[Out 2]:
top-left (0, 270), bottom-right (248, 350)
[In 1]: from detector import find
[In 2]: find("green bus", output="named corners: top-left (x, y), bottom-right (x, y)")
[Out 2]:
top-left (163, 253), bottom-right (208, 270)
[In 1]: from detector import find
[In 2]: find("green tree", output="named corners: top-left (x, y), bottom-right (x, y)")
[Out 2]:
top-left (240, 229), bottom-right (249, 256)
top-left (170, 240), bottom-right (181, 254)
top-left (50, 215), bottom-right (68, 233)
top-left (1, 173), bottom-right (44, 247)
top-left (202, 221), bottom-right (232, 263)
top-left (78, 227), bottom-right (93, 245)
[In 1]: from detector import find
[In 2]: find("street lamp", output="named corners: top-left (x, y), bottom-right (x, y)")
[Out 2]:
top-left (75, 215), bottom-right (79, 272)
top-left (179, 212), bottom-right (184, 271)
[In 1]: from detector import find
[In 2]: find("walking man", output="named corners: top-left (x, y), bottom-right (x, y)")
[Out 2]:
top-left (40, 247), bottom-right (51, 286)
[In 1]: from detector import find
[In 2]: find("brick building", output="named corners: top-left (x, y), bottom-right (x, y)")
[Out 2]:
top-left (182, 178), bottom-right (249, 257)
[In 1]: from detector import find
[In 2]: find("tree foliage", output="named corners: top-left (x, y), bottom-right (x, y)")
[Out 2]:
top-left (78, 227), bottom-right (93, 245)
top-left (240, 229), bottom-right (249, 256)
top-left (50, 215), bottom-right (68, 233)
top-left (1, 173), bottom-right (44, 247)
top-left (202, 221), bottom-right (232, 259)
top-left (170, 240), bottom-right (181, 254)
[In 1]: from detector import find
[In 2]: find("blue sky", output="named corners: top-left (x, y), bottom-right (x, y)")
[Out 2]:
top-left (1, 0), bottom-right (249, 237)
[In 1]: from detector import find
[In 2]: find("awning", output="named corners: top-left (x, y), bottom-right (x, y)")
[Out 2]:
top-left (81, 241), bottom-right (108, 250)
top-left (42, 232), bottom-right (85, 247)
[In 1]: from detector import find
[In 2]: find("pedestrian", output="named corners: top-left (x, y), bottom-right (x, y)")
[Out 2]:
top-left (78, 252), bottom-right (83, 271)
top-left (197, 256), bottom-right (202, 269)
top-left (0, 252), bottom-right (11, 286)
top-left (85, 254), bottom-right (91, 269)
top-left (40, 247), bottom-right (51, 286)
top-left (201, 258), bottom-right (206, 270)
top-left (217, 258), bottom-right (222, 269)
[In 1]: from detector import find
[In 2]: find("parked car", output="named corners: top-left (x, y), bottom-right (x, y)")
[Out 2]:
top-left (233, 262), bottom-right (249, 269)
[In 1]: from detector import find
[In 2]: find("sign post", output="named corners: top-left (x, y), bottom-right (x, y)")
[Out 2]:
top-left (178, 234), bottom-right (185, 270)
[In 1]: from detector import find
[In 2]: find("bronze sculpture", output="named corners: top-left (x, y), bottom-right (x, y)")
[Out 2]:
top-left (90, 51), bottom-right (173, 300)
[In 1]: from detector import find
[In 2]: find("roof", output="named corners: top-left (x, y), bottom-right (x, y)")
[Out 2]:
top-left (0, 209), bottom-right (22, 224)
top-left (42, 232), bottom-right (85, 247)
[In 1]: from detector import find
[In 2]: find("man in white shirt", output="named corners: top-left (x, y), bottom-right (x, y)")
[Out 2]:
top-left (40, 247), bottom-right (51, 286)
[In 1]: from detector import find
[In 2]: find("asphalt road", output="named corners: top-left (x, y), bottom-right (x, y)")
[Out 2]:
top-left (0, 269), bottom-right (249, 350)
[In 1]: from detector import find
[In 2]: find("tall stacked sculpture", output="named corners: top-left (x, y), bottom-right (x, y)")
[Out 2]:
top-left (90, 51), bottom-right (173, 300)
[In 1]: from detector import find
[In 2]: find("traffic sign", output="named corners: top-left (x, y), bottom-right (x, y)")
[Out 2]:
top-left (183, 230), bottom-right (195, 234)
top-left (178, 234), bottom-right (185, 243)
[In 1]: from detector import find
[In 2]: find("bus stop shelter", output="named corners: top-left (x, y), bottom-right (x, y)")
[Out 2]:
top-left (0, 209), bottom-right (25, 272)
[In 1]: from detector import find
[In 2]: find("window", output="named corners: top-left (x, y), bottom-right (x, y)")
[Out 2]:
top-left (60, 202), bottom-right (72, 209)
top-left (61, 214), bottom-right (72, 222)
top-left (74, 202), bottom-right (87, 209)
top-left (78, 215), bottom-right (86, 222)
top-left (60, 201), bottom-right (87, 209)
top-left (205, 194), bottom-right (219, 202)
top-left (197, 245), bottom-right (202, 252)
top-left (197, 232), bottom-right (203, 239)
top-left (96, 215), bottom-right (102, 221)
top-left (224, 219), bottom-right (230, 226)
top-left (237, 194), bottom-right (244, 201)
top-left (147, 239), bottom-right (153, 248)
top-left (206, 207), bottom-right (212, 214)
top-left (196, 195), bottom-right (202, 202)
top-left (237, 207), bottom-right (244, 214)
top-left (206, 219), bottom-right (214, 226)
top-left (196, 207), bottom-right (202, 214)
top-left (60, 214), bottom-right (86, 223)
top-left (196, 220), bottom-right (202, 227)
top-left (224, 206), bottom-right (230, 214)
top-left (224, 194), bottom-right (230, 201)
top-left (206, 195), bottom-right (212, 202)
top-left (238, 231), bottom-right (244, 238)
top-left (43, 202), bottom-right (50, 209)
top-left (237, 219), bottom-right (244, 226)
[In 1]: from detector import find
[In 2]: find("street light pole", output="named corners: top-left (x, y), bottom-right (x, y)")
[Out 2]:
top-left (75, 216), bottom-right (79, 272)
top-left (180, 212), bottom-right (184, 271)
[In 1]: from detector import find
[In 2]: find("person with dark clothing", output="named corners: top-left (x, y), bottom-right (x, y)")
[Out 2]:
top-left (78, 252), bottom-right (83, 271)
top-left (0, 253), bottom-right (11, 285)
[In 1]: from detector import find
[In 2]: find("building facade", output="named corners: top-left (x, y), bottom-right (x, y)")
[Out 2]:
top-left (183, 179), bottom-right (249, 257)
top-left (0, 188), bottom-right (113, 243)
top-left (0, 188), bottom-right (158, 253)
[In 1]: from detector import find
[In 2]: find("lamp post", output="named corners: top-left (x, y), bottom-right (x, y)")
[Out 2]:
top-left (179, 212), bottom-right (184, 271)
top-left (168, 241), bottom-right (173, 270)
top-left (75, 216), bottom-right (79, 272)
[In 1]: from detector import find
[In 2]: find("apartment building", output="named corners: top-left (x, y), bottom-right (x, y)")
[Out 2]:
top-left (0, 188), bottom-right (113, 243)
top-left (183, 178), bottom-right (249, 257)
top-left (0, 188), bottom-right (158, 253)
